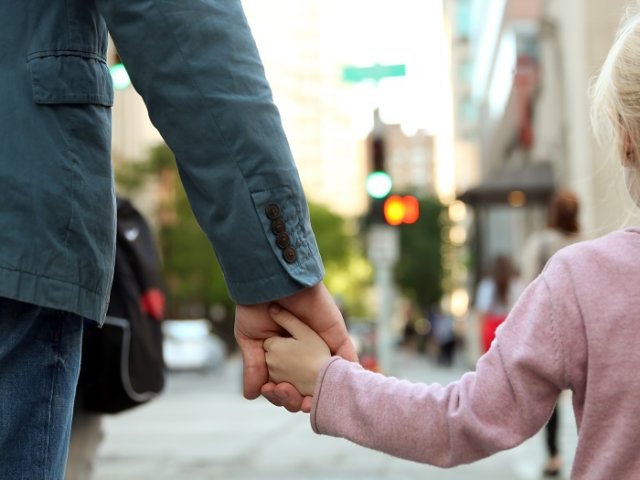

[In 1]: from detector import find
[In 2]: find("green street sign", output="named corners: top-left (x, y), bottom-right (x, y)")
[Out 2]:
top-left (342, 63), bottom-right (406, 83)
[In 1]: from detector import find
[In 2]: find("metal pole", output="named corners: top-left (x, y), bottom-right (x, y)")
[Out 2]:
top-left (367, 225), bottom-right (399, 375)
top-left (374, 260), bottom-right (394, 374)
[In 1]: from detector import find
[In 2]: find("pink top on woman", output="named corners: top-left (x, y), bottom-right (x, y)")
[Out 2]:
top-left (310, 229), bottom-right (640, 479)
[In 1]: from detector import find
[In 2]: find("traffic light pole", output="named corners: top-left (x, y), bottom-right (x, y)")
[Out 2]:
top-left (367, 225), bottom-right (399, 374)
top-left (343, 65), bottom-right (407, 374)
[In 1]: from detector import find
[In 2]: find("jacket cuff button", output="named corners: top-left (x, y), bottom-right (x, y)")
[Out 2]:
top-left (265, 204), bottom-right (281, 220)
top-left (276, 232), bottom-right (290, 249)
top-left (283, 246), bottom-right (297, 263)
top-left (271, 219), bottom-right (286, 235)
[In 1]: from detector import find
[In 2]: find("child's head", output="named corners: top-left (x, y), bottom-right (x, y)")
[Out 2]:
top-left (591, 2), bottom-right (640, 206)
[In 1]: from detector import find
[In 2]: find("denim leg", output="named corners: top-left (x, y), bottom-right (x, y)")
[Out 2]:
top-left (0, 297), bottom-right (83, 480)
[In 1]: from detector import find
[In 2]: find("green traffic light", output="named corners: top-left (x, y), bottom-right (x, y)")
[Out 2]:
top-left (110, 63), bottom-right (131, 90)
top-left (366, 171), bottom-right (392, 199)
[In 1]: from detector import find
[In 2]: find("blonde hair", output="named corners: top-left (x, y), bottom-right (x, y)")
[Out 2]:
top-left (590, 2), bottom-right (640, 164)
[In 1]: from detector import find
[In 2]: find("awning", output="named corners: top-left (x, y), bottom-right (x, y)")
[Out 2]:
top-left (457, 162), bottom-right (555, 206)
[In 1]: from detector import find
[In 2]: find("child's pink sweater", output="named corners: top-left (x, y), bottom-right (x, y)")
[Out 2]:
top-left (311, 229), bottom-right (640, 479)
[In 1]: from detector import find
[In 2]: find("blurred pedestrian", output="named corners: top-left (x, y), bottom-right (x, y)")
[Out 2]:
top-left (0, 1), bottom-right (355, 478)
top-left (522, 190), bottom-right (583, 283)
top-left (429, 308), bottom-right (456, 367)
top-left (522, 189), bottom-right (584, 477)
top-left (474, 255), bottom-right (524, 353)
top-left (261, 5), bottom-right (640, 477)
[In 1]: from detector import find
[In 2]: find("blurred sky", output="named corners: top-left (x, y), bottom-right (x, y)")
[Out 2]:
top-left (342, 0), bottom-right (448, 135)
top-left (242, 0), bottom-right (448, 136)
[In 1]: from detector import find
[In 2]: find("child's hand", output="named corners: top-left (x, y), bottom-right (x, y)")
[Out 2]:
top-left (264, 304), bottom-right (331, 397)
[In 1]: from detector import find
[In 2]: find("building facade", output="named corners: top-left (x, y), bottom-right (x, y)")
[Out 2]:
top-left (447, 0), bottom-right (640, 282)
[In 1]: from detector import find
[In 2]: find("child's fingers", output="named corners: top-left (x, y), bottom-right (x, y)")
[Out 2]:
top-left (263, 336), bottom-right (278, 351)
top-left (263, 335), bottom-right (294, 355)
top-left (269, 304), bottom-right (318, 341)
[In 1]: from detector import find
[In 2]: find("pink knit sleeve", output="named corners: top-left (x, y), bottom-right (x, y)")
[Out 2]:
top-left (310, 267), bottom-right (578, 467)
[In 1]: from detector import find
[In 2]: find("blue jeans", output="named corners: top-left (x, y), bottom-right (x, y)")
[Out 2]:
top-left (0, 297), bottom-right (83, 480)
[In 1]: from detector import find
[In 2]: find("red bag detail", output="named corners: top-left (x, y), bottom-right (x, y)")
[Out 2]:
top-left (481, 314), bottom-right (507, 353)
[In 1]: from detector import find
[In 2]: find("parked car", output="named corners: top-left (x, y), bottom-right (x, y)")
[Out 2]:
top-left (162, 319), bottom-right (226, 372)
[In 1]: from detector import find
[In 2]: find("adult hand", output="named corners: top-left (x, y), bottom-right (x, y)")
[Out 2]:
top-left (263, 282), bottom-right (357, 411)
top-left (234, 302), bottom-right (281, 400)
top-left (234, 282), bottom-right (356, 412)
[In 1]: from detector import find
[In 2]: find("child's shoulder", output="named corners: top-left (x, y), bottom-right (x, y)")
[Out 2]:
top-left (553, 228), bottom-right (640, 271)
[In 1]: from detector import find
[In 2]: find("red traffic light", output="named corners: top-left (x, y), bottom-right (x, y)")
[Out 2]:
top-left (383, 195), bottom-right (420, 225)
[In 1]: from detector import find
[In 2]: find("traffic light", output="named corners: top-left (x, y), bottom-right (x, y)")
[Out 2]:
top-left (383, 195), bottom-right (420, 225)
top-left (365, 136), bottom-right (392, 199)
top-left (365, 109), bottom-right (392, 199)
top-left (364, 109), bottom-right (394, 225)
top-left (366, 170), bottom-right (392, 200)
top-left (371, 135), bottom-right (385, 172)
top-left (365, 136), bottom-right (392, 224)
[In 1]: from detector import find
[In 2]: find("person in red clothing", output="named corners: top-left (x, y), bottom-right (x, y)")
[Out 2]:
top-left (473, 255), bottom-right (523, 353)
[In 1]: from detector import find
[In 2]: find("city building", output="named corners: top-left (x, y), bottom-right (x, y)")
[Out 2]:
top-left (447, 0), bottom-right (640, 284)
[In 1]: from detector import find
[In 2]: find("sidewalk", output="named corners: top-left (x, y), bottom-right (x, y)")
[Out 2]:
top-left (93, 349), bottom-right (577, 479)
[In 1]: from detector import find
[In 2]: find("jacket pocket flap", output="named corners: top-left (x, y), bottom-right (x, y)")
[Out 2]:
top-left (28, 52), bottom-right (114, 106)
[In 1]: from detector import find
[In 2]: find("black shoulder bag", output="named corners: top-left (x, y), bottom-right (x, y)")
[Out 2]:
top-left (77, 197), bottom-right (166, 414)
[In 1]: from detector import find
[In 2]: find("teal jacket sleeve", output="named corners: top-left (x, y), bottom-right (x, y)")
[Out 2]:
top-left (95, 0), bottom-right (324, 304)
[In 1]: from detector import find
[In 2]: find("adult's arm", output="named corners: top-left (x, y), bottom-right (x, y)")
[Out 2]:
top-left (95, 0), bottom-right (357, 408)
top-left (96, 0), bottom-right (322, 303)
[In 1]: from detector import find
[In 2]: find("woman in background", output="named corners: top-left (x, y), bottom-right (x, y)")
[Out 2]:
top-left (474, 255), bottom-right (523, 353)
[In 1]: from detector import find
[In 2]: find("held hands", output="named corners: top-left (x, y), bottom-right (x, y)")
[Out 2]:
top-left (234, 282), bottom-right (356, 412)
top-left (264, 305), bottom-right (331, 397)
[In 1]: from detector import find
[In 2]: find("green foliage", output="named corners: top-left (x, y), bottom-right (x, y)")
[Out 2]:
top-left (159, 183), bottom-right (230, 318)
top-left (308, 203), bottom-right (372, 317)
top-left (114, 144), bottom-right (175, 192)
top-left (395, 197), bottom-right (445, 310)
top-left (307, 203), bottom-right (350, 265)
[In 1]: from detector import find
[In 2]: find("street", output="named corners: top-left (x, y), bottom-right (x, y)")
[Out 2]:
top-left (93, 350), bottom-right (577, 480)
